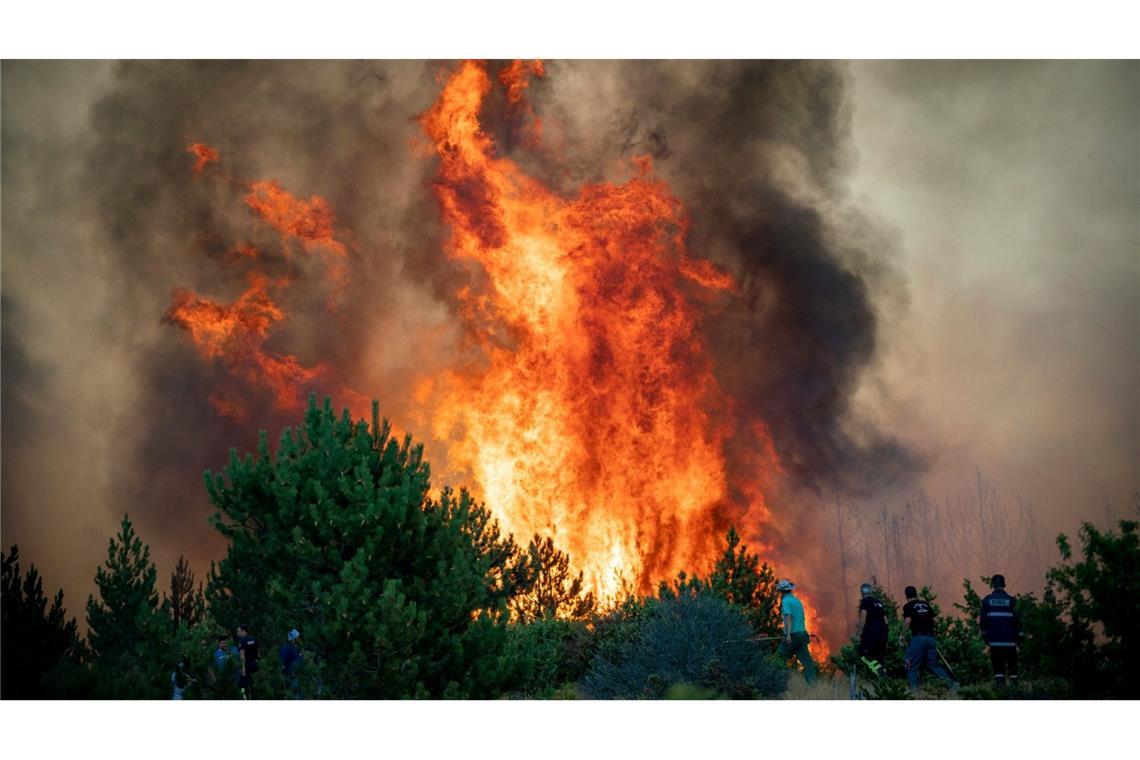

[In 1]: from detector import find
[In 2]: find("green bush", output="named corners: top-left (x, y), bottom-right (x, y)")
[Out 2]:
top-left (581, 592), bottom-right (788, 699)
top-left (504, 617), bottom-right (592, 698)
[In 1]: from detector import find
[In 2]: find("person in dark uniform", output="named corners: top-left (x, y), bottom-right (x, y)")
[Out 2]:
top-left (855, 582), bottom-right (888, 674)
top-left (899, 586), bottom-right (958, 693)
top-left (979, 574), bottom-right (1020, 688)
top-left (236, 624), bottom-right (260, 700)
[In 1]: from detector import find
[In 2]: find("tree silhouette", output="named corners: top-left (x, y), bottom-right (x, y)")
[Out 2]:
top-left (1, 545), bottom-right (80, 698)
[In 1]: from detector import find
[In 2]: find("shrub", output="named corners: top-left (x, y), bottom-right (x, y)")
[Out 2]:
top-left (504, 617), bottom-right (593, 698)
top-left (581, 592), bottom-right (788, 699)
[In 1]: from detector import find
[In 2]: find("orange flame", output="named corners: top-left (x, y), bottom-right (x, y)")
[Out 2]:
top-left (416, 61), bottom-right (762, 599)
top-left (167, 145), bottom-right (366, 420)
top-left (499, 60), bottom-right (545, 145)
top-left (187, 142), bottom-right (219, 175)
top-left (802, 599), bottom-right (831, 662)
top-left (165, 273), bottom-right (328, 417)
top-left (245, 180), bottom-right (349, 296)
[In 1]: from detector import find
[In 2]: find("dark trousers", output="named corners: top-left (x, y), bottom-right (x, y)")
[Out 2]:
top-left (904, 635), bottom-right (955, 689)
top-left (778, 631), bottom-right (817, 684)
top-left (859, 629), bottom-right (887, 663)
top-left (990, 646), bottom-right (1019, 684)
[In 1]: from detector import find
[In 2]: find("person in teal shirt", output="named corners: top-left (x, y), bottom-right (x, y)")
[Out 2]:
top-left (776, 579), bottom-right (817, 684)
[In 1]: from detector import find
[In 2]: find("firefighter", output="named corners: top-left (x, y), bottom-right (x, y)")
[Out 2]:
top-left (980, 574), bottom-right (1020, 688)
top-left (776, 579), bottom-right (817, 684)
top-left (898, 585), bottom-right (958, 693)
top-left (855, 582), bottom-right (887, 675)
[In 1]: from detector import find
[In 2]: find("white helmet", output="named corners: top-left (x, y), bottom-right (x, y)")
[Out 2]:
top-left (776, 579), bottom-right (796, 592)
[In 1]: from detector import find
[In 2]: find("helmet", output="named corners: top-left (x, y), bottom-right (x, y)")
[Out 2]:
top-left (776, 579), bottom-right (796, 592)
top-left (860, 582), bottom-right (874, 595)
top-left (288, 628), bottom-right (301, 642)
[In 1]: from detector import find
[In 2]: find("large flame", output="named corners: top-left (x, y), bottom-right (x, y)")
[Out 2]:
top-left (167, 62), bottom-right (830, 655)
top-left (416, 61), bottom-right (750, 599)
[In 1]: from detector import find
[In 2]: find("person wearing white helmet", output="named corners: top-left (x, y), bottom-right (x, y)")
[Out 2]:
top-left (776, 579), bottom-right (817, 684)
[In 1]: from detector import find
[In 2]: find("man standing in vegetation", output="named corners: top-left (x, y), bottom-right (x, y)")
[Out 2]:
top-left (899, 586), bottom-right (957, 693)
top-left (236, 624), bottom-right (260, 699)
top-left (855, 582), bottom-right (887, 674)
top-left (776, 579), bottom-right (817, 684)
top-left (280, 628), bottom-right (303, 699)
top-left (979, 574), bottom-right (1020, 689)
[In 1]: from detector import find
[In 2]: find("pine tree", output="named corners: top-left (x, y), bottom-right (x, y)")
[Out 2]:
top-left (1, 545), bottom-right (80, 698)
top-left (707, 527), bottom-right (782, 636)
top-left (509, 534), bottom-right (596, 623)
top-left (205, 396), bottom-right (524, 698)
top-left (165, 555), bottom-right (205, 629)
top-left (85, 515), bottom-right (169, 698)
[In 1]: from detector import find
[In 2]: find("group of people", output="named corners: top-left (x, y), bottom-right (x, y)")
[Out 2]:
top-left (202, 625), bottom-right (306, 699)
top-left (182, 579), bottom-right (1019, 699)
top-left (775, 574), bottom-right (1021, 693)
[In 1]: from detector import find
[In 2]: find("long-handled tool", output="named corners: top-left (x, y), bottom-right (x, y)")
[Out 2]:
top-left (744, 634), bottom-right (821, 643)
top-left (935, 645), bottom-right (959, 683)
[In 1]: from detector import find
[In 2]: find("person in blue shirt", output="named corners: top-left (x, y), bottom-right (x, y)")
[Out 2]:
top-left (776, 579), bottom-right (817, 684)
top-left (213, 635), bottom-right (232, 672)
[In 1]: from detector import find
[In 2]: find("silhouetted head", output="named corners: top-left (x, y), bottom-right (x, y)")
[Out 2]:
top-left (904, 586), bottom-right (918, 600)
top-left (236, 624), bottom-right (248, 637)
top-left (991, 574), bottom-right (1006, 589)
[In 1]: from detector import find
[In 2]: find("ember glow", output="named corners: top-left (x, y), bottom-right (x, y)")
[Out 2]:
top-left (166, 61), bottom-right (825, 647)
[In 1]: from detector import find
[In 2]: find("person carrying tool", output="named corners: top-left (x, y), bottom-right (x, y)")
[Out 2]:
top-left (899, 586), bottom-right (958, 693)
top-left (776, 579), bottom-right (817, 684)
top-left (979, 574), bottom-right (1020, 688)
top-left (855, 582), bottom-right (888, 676)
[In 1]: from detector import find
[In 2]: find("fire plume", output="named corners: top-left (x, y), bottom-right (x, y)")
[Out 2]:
top-left (417, 61), bottom-right (764, 599)
top-left (166, 146), bottom-right (364, 421)
top-left (244, 180), bottom-right (349, 296)
top-left (164, 273), bottom-right (328, 418)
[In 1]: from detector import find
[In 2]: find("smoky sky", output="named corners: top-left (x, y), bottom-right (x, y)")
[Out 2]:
top-left (3, 61), bottom-right (1136, 635)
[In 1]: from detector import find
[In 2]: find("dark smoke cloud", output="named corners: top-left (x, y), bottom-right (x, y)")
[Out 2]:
top-left (508, 62), bottom-right (922, 498)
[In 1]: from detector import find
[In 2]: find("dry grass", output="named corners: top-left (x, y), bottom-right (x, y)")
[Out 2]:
top-left (779, 671), bottom-right (963, 700)
top-left (780, 673), bottom-right (853, 700)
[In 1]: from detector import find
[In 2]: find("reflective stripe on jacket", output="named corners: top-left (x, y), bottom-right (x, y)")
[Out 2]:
top-left (980, 589), bottom-right (1019, 646)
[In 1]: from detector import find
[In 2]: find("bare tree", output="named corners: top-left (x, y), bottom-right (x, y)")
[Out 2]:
top-left (828, 488), bottom-right (865, 611)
